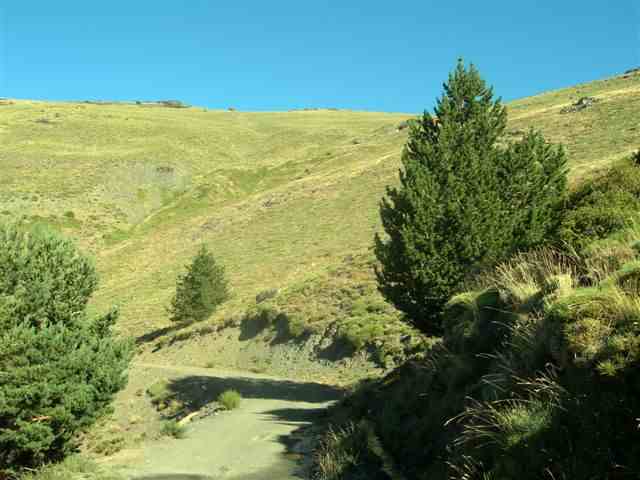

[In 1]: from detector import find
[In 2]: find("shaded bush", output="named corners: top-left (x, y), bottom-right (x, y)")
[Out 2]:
top-left (239, 304), bottom-right (287, 340)
top-left (314, 423), bottom-right (364, 480)
top-left (313, 420), bottom-right (392, 480)
top-left (255, 288), bottom-right (279, 304)
top-left (558, 156), bottom-right (640, 251)
top-left (146, 380), bottom-right (173, 409)
top-left (160, 420), bottom-right (187, 439)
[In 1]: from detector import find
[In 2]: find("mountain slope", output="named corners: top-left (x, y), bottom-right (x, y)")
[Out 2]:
top-left (1, 70), bottom-right (638, 338)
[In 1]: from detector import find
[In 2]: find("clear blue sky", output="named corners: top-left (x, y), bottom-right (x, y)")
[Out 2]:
top-left (0, 1), bottom-right (638, 112)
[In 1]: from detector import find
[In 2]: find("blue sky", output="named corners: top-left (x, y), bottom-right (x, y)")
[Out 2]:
top-left (0, 1), bottom-right (638, 112)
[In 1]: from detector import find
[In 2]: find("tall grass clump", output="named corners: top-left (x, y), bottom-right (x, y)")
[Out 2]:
top-left (217, 390), bottom-right (242, 410)
top-left (160, 420), bottom-right (187, 439)
top-left (20, 455), bottom-right (123, 480)
top-left (314, 423), bottom-right (365, 480)
top-left (313, 420), bottom-right (396, 480)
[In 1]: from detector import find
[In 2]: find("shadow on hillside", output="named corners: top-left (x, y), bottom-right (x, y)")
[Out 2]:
top-left (317, 340), bottom-right (356, 362)
top-left (238, 308), bottom-right (294, 342)
top-left (238, 312), bottom-right (270, 341)
top-left (238, 309), bottom-right (324, 351)
top-left (135, 324), bottom-right (184, 346)
top-left (165, 374), bottom-right (344, 414)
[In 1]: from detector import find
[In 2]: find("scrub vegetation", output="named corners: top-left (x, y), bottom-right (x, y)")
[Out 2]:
top-left (159, 419), bottom-right (187, 439)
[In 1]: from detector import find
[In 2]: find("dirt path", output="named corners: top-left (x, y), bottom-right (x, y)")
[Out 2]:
top-left (110, 363), bottom-right (343, 480)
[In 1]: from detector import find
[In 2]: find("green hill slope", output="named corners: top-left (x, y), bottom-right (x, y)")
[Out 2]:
top-left (1, 70), bottom-right (639, 338)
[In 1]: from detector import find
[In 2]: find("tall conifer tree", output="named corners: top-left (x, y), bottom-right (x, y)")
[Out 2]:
top-left (375, 60), bottom-right (566, 335)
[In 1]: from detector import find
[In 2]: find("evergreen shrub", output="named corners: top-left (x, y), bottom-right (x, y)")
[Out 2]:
top-left (0, 222), bottom-right (132, 475)
top-left (168, 244), bottom-right (230, 323)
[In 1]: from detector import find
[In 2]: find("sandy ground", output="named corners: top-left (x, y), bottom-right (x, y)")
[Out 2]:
top-left (107, 363), bottom-right (343, 480)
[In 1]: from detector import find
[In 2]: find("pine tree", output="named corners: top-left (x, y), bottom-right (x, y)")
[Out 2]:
top-left (168, 244), bottom-right (230, 323)
top-left (498, 130), bottom-right (567, 250)
top-left (0, 222), bottom-right (133, 474)
top-left (375, 60), bottom-right (566, 335)
top-left (0, 222), bottom-right (98, 329)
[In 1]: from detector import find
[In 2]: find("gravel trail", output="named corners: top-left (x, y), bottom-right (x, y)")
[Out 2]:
top-left (112, 363), bottom-right (342, 480)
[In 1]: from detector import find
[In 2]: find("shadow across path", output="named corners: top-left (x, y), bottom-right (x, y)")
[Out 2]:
top-left (165, 374), bottom-right (344, 413)
top-left (261, 406), bottom-right (328, 425)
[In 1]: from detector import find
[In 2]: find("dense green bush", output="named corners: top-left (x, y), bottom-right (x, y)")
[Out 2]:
top-left (217, 390), bottom-right (241, 410)
top-left (558, 157), bottom-right (640, 251)
top-left (168, 244), bottom-right (230, 323)
top-left (375, 60), bottom-right (566, 335)
top-left (0, 222), bottom-right (98, 328)
top-left (0, 222), bottom-right (133, 476)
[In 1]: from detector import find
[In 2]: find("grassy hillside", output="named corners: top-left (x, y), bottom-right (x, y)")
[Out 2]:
top-left (1, 70), bottom-right (639, 340)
